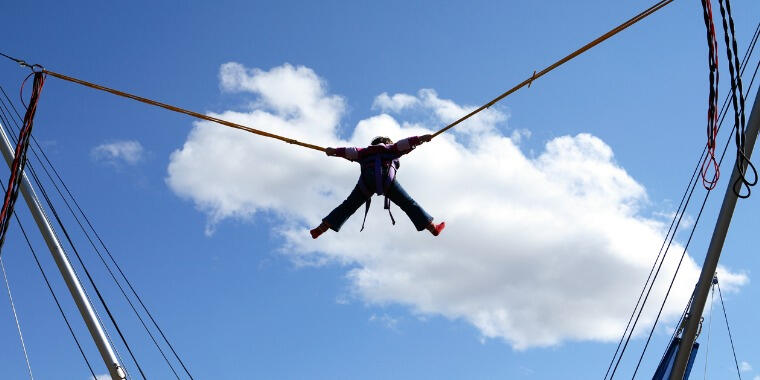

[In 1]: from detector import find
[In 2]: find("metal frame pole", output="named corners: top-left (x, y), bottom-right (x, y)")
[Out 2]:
top-left (0, 123), bottom-right (126, 380)
top-left (671, 85), bottom-right (760, 379)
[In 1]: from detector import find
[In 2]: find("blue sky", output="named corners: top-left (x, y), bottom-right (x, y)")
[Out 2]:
top-left (1, 1), bottom-right (760, 379)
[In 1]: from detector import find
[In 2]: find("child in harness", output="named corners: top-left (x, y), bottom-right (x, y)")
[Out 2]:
top-left (310, 134), bottom-right (446, 239)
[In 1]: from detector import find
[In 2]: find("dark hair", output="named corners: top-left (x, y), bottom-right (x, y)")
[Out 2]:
top-left (371, 136), bottom-right (393, 145)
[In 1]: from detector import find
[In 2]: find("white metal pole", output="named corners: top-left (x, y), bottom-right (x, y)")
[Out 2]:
top-left (0, 123), bottom-right (126, 380)
top-left (670, 85), bottom-right (760, 379)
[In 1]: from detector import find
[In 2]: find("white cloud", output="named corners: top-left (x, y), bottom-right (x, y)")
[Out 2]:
top-left (373, 92), bottom-right (419, 113)
top-left (753, 375), bottom-right (759, 380)
top-left (166, 62), bottom-right (748, 349)
top-left (741, 361), bottom-right (752, 372)
top-left (510, 128), bottom-right (531, 144)
top-left (372, 89), bottom-right (507, 137)
top-left (91, 140), bottom-right (144, 165)
top-left (369, 313), bottom-right (400, 331)
top-left (716, 266), bottom-right (749, 293)
top-left (89, 374), bottom-right (111, 380)
top-left (652, 210), bottom-right (696, 232)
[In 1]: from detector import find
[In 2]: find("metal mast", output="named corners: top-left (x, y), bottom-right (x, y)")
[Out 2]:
top-left (670, 85), bottom-right (760, 379)
top-left (0, 123), bottom-right (126, 380)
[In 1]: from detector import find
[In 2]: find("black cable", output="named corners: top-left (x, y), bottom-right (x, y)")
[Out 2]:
top-left (0, 84), bottom-right (193, 379)
top-left (602, 111), bottom-right (705, 380)
top-left (30, 145), bottom-right (181, 379)
top-left (0, 174), bottom-right (98, 378)
top-left (15, 214), bottom-right (98, 379)
top-left (630, 56), bottom-right (760, 378)
top-left (606, 21), bottom-right (760, 378)
top-left (26, 152), bottom-right (147, 379)
top-left (630, 160), bottom-right (715, 378)
top-left (0, 86), bottom-right (191, 379)
top-left (39, 160), bottom-right (193, 379)
top-left (0, 52), bottom-right (29, 67)
top-left (717, 0), bottom-right (757, 198)
top-left (716, 278), bottom-right (742, 380)
top-left (617, 155), bottom-right (704, 379)
top-left (0, 90), bottom-right (177, 378)
top-left (0, 95), bottom-right (131, 378)
top-left (0, 93), bottom-right (140, 379)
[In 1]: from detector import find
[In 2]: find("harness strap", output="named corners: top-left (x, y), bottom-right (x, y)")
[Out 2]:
top-left (358, 181), bottom-right (372, 232)
top-left (357, 151), bottom-right (401, 231)
top-left (360, 197), bottom-right (371, 232)
top-left (384, 196), bottom-right (395, 226)
top-left (357, 179), bottom-right (396, 231)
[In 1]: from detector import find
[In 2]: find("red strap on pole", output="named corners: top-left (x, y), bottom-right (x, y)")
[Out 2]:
top-left (0, 71), bottom-right (46, 253)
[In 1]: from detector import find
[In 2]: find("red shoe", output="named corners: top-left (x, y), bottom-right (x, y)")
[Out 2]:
top-left (431, 221), bottom-right (446, 236)
top-left (310, 223), bottom-right (329, 239)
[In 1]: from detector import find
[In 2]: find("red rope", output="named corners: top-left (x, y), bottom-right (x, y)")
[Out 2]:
top-left (0, 71), bottom-right (45, 252)
top-left (701, 0), bottom-right (721, 190)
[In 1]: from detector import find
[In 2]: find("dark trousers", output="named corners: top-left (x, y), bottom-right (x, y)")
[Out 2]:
top-left (324, 180), bottom-right (433, 232)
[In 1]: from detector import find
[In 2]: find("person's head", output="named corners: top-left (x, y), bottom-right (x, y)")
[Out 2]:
top-left (371, 136), bottom-right (393, 145)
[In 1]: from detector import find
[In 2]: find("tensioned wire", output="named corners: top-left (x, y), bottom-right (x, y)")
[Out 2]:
top-left (632, 6), bottom-right (760, 376)
top-left (0, 84), bottom-right (192, 379)
top-left (0, 101), bottom-right (102, 379)
top-left (604, 19), bottom-right (759, 379)
top-left (605, 19), bottom-right (760, 379)
top-left (630, 50), bottom-right (760, 380)
top-left (0, 88), bottom-right (187, 379)
top-left (1, 0), bottom-right (672, 152)
top-left (0, 98), bottom-right (138, 378)
top-left (715, 278), bottom-right (742, 379)
top-left (1, 256), bottom-right (34, 380)
top-left (0, 133), bottom-right (99, 379)
top-left (25, 145), bottom-right (146, 379)
top-left (12, 208), bottom-right (99, 379)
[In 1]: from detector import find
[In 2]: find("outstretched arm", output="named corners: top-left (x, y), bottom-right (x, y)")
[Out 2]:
top-left (325, 147), bottom-right (360, 161)
top-left (392, 134), bottom-right (433, 156)
top-left (326, 134), bottom-right (433, 160)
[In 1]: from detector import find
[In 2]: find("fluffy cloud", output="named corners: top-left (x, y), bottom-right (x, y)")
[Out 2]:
top-left (91, 140), bottom-right (144, 165)
top-left (166, 63), bottom-right (747, 349)
top-left (374, 89), bottom-right (506, 136)
top-left (373, 92), bottom-right (419, 113)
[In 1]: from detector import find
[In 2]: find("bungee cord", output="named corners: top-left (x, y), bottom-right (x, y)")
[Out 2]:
top-left (0, 0), bottom-right (672, 153)
top-left (430, 0), bottom-right (673, 139)
top-left (1, 1), bottom-right (757, 379)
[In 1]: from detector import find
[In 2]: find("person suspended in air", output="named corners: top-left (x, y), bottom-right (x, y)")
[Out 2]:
top-left (310, 134), bottom-right (446, 239)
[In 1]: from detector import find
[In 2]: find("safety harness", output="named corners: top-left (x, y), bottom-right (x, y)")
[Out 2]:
top-left (357, 152), bottom-right (399, 231)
